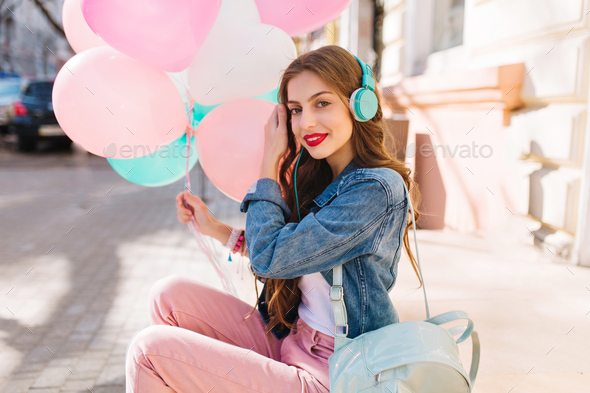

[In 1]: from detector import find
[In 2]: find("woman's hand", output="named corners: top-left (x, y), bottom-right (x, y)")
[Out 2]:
top-left (175, 190), bottom-right (217, 237)
top-left (263, 104), bottom-right (288, 163)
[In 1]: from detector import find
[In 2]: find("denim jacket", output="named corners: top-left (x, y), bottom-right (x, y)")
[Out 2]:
top-left (239, 159), bottom-right (408, 340)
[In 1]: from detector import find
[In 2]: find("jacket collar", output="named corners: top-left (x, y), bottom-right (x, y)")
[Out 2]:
top-left (313, 159), bottom-right (362, 207)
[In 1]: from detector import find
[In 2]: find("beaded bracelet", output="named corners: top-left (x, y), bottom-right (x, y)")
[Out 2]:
top-left (232, 230), bottom-right (245, 253)
top-left (226, 228), bottom-right (244, 261)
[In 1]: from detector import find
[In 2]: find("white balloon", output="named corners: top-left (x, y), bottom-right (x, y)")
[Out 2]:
top-left (188, 0), bottom-right (297, 106)
top-left (166, 68), bottom-right (191, 105)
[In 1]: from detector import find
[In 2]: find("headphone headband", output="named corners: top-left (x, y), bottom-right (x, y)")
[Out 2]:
top-left (353, 55), bottom-right (375, 92)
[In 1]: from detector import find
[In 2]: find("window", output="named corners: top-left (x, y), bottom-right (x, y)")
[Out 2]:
top-left (25, 82), bottom-right (53, 99)
top-left (432, 0), bottom-right (465, 53)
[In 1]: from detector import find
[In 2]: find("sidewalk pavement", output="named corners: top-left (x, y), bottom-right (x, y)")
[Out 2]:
top-left (0, 143), bottom-right (588, 392)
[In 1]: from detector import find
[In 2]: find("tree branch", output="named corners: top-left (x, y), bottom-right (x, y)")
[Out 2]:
top-left (31, 0), bottom-right (65, 37)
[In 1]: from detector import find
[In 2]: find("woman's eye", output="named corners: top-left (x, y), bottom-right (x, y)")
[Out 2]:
top-left (290, 101), bottom-right (329, 115)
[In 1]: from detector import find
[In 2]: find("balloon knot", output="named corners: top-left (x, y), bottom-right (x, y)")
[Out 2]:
top-left (187, 126), bottom-right (195, 140)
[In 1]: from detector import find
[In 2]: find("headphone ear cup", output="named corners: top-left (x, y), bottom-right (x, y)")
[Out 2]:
top-left (349, 88), bottom-right (378, 122)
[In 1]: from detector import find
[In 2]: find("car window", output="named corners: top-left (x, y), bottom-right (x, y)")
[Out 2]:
top-left (24, 82), bottom-right (53, 99)
top-left (0, 82), bottom-right (21, 97)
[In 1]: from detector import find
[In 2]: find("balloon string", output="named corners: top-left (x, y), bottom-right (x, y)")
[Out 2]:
top-left (178, 72), bottom-right (238, 297)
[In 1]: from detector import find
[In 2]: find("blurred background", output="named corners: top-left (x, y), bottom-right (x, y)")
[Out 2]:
top-left (1, 0), bottom-right (589, 392)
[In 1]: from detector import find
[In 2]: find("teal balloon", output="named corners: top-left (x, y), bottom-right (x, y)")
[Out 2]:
top-left (253, 87), bottom-right (279, 104)
top-left (107, 133), bottom-right (198, 187)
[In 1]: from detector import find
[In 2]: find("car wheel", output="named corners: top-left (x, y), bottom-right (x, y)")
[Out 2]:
top-left (17, 135), bottom-right (37, 152)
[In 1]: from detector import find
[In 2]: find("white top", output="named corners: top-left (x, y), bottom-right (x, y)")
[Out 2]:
top-left (297, 272), bottom-right (336, 337)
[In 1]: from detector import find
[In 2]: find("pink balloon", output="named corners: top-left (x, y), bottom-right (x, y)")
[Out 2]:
top-left (254, 0), bottom-right (351, 37)
top-left (53, 46), bottom-right (188, 159)
top-left (81, 0), bottom-right (221, 72)
top-left (62, 0), bottom-right (107, 53)
top-left (195, 99), bottom-right (276, 202)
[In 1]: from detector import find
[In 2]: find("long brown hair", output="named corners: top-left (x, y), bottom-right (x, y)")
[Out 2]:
top-left (243, 45), bottom-right (422, 340)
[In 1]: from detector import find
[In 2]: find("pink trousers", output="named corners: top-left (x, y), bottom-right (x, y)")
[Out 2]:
top-left (125, 275), bottom-right (335, 392)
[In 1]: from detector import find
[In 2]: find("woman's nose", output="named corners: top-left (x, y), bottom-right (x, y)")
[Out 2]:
top-left (299, 109), bottom-right (317, 130)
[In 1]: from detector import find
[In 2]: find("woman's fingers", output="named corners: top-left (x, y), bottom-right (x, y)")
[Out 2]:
top-left (182, 191), bottom-right (203, 214)
top-left (177, 191), bottom-right (212, 226)
top-left (176, 194), bottom-right (188, 211)
top-left (184, 193), bottom-right (202, 206)
top-left (177, 212), bottom-right (192, 224)
top-left (176, 192), bottom-right (185, 204)
top-left (178, 210), bottom-right (191, 218)
top-left (176, 192), bottom-right (195, 216)
top-left (179, 206), bottom-right (192, 215)
top-left (176, 202), bottom-right (192, 215)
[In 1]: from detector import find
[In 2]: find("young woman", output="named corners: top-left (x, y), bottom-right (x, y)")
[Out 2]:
top-left (125, 45), bottom-right (422, 392)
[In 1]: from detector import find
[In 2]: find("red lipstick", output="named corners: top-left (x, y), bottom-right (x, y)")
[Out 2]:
top-left (304, 133), bottom-right (328, 147)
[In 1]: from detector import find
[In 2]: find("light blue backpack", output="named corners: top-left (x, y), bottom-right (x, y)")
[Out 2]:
top-left (328, 181), bottom-right (481, 392)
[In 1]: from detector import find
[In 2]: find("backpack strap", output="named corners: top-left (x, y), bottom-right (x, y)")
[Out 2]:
top-left (331, 179), bottom-right (430, 343)
top-left (424, 310), bottom-right (481, 387)
top-left (424, 310), bottom-right (473, 344)
top-left (330, 264), bottom-right (348, 336)
top-left (331, 264), bottom-right (353, 351)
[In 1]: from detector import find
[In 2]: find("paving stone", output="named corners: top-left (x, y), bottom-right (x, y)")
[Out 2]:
top-left (45, 358), bottom-right (77, 368)
top-left (56, 339), bottom-right (89, 357)
top-left (71, 358), bottom-right (106, 377)
top-left (0, 378), bottom-right (35, 393)
top-left (71, 315), bottom-right (103, 335)
top-left (30, 367), bottom-right (71, 389)
top-left (85, 334), bottom-right (116, 352)
top-left (0, 349), bottom-right (22, 379)
top-left (57, 378), bottom-right (95, 392)
top-left (91, 384), bottom-right (125, 393)
top-left (20, 345), bottom-right (55, 366)
top-left (3, 374), bottom-right (37, 384)
top-left (63, 305), bottom-right (86, 317)
top-left (10, 363), bottom-right (44, 376)
top-left (94, 364), bottom-right (125, 386)
top-left (76, 350), bottom-right (110, 365)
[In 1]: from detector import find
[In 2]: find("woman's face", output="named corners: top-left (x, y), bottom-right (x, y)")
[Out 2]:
top-left (286, 70), bottom-right (354, 165)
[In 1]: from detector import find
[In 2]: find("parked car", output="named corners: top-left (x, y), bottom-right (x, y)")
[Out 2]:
top-left (8, 79), bottom-right (72, 152)
top-left (0, 78), bottom-right (22, 135)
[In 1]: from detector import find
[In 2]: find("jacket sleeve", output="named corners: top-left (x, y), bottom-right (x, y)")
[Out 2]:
top-left (239, 176), bottom-right (394, 279)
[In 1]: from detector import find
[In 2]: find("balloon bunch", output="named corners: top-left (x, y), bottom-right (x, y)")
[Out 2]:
top-left (56, 0), bottom-right (352, 293)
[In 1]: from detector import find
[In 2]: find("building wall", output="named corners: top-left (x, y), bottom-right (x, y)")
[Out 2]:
top-left (380, 0), bottom-right (590, 265)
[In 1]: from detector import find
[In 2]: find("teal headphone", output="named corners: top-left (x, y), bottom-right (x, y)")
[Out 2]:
top-left (293, 54), bottom-right (378, 222)
top-left (349, 54), bottom-right (379, 122)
